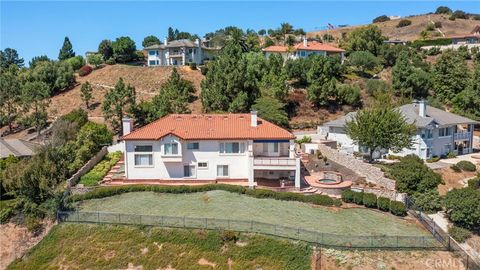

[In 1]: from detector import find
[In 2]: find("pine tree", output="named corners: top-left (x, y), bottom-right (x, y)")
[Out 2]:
top-left (21, 81), bottom-right (50, 137)
top-left (81, 81), bottom-right (93, 109)
top-left (102, 78), bottom-right (136, 134)
top-left (432, 50), bottom-right (470, 103)
top-left (0, 68), bottom-right (21, 132)
top-left (58, 37), bottom-right (75, 60)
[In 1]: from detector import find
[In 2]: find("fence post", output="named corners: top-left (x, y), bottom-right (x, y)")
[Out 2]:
top-left (118, 213), bottom-right (120, 223)
top-left (97, 212), bottom-right (100, 223)
top-left (297, 228), bottom-right (300, 239)
top-left (250, 221), bottom-right (253, 232)
top-left (205, 218), bottom-right (207, 229)
top-left (396, 236), bottom-right (399, 248)
top-left (183, 216), bottom-right (186, 228)
top-left (161, 216), bottom-right (164, 226)
top-left (140, 215), bottom-right (142, 225)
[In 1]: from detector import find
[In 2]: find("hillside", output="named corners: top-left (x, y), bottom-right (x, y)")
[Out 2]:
top-left (48, 65), bottom-right (204, 123)
top-left (308, 14), bottom-right (478, 42)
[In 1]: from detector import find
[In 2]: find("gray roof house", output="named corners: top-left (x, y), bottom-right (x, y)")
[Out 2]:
top-left (0, 138), bottom-right (39, 159)
top-left (320, 101), bottom-right (478, 160)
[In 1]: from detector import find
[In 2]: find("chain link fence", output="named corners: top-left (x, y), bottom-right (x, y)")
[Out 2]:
top-left (405, 196), bottom-right (480, 270)
top-left (58, 210), bottom-right (443, 250)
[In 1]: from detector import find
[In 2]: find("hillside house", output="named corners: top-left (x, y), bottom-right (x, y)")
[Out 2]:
top-left (262, 38), bottom-right (345, 61)
top-left (451, 25), bottom-right (480, 45)
top-left (318, 101), bottom-right (477, 160)
top-left (145, 38), bottom-right (218, 66)
top-left (121, 112), bottom-right (301, 188)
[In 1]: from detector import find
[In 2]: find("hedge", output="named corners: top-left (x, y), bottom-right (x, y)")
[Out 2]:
top-left (341, 189), bottom-right (355, 203)
top-left (377, 197), bottom-right (391, 212)
top-left (389, 201), bottom-right (407, 216)
top-left (362, 193), bottom-right (377, 208)
top-left (352, 191), bottom-right (364, 205)
top-left (78, 65), bottom-right (93, 76)
top-left (79, 151), bottom-right (122, 186)
top-left (450, 164), bottom-right (461, 173)
top-left (456, 161), bottom-right (477, 172)
top-left (411, 38), bottom-right (452, 48)
top-left (448, 226), bottom-right (472, 243)
top-left (67, 184), bottom-right (342, 207)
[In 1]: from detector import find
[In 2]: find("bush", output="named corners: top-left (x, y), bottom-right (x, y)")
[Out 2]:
top-left (411, 38), bottom-right (452, 48)
top-left (434, 21), bottom-right (442, 28)
top-left (78, 65), bottom-right (93, 77)
top-left (435, 6), bottom-right (452, 14)
top-left (0, 200), bottom-right (16, 223)
top-left (295, 136), bottom-right (312, 144)
top-left (389, 201), bottom-right (407, 216)
top-left (221, 230), bottom-right (238, 242)
top-left (391, 155), bottom-right (442, 195)
top-left (79, 151), bottom-right (123, 186)
top-left (60, 109), bottom-right (88, 127)
top-left (352, 192), bottom-right (364, 205)
top-left (105, 58), bottom-right (116, 65)
top-left (451, 10), bottom-right (468, 19)
top-left (366, 79), bottom-right (390, 95)
top-left (425, 22), bottom-right (435, 31)
top-left (337, 84), bottom-right (361, 106)
top-left (450, 164), bottom-right (461, 172)
top-left (66, 56), bottom-right (86, 71)
top-left (446, 152), bottom-right (457, 159)
top-left (411, 189), bottom-right (442, 213)
top-left (474, 15), bottom-right (480, 21)
top-left (199, 65), bottom-right (208, 75)
top-left (456, 161), bottom-right (476, 172)
top-left (377, 197), bottom-right (391, 212)
top-left (372, 15), bottom-right (390, 23)
top-left (341, 190), bottom-right (355, 203)
top-left (190, 63), bottom-right (197, 70)
top-left (468, 176), bottom-right (480, 189)
top-left (444, 187), bottom-right (480, 230)
top-left (68, 184), bottom-right (342, 207)
top-left (362, 193), bottom-right (377, 208)
top-left (426, 156), bottom-right (441, 163)
top-left (396, 19), bottom-right (412, 28)
top-left (449, 226), bottom-right (471, 243)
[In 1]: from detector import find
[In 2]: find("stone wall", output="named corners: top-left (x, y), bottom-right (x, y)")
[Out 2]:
top-left (66, 146), bottom-right (108, 187)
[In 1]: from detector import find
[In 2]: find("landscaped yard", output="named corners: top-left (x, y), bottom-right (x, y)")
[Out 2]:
top-left (75, 190), bottom-right (429, 237)
top-left (7, 223), bottom-right (311, 270)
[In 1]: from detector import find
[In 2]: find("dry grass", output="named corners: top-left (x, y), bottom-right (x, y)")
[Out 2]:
top-left (308, 14), bottom-right (478, 42)
top-left (436, 167), bottom-right (478, 196)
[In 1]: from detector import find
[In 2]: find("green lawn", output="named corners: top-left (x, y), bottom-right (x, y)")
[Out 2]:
top-left (8, 223), bottom-right (311, 270)
top-left (76, 190), bottom-right (429, 237)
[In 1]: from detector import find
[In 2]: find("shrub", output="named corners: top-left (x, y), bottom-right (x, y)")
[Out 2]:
top-left (474, 15), bottom-right (480, 21)
top-left (444, 187), bottom-right (480, 230)
top-left (362, 193), bottom-right (377, 208)
top-left (435, 6), bottom-right (452, 14)
top-left (411, 189), bottom-right (442, 213)
top-left (352, 192), bottom-right (364, 205)
top-left (372, 15), bottom-right (390, 23)
top-left (389, 201), bottom-right (407, 216)
top-left (426, 156), bottom-right (440, 163)
top-left (221, 230), bottom-right (238, 242)
top-left (391, 155), bottom-right (442, 195)
top-left (425, 22), bottom-right (435, 31)
top-left (434, 21), bottom-right (442, 28)
top-left (66, 56), bottom-right (86, 71)
top-left (451, 10), bottom-right (468, 19)
top-left (105, 58), bottom-right (116, 65)
top-left (450, 164), bottom-right (461, 173)
top-left (190, 63), bottom-right (197, 70)
top-left (199, 65), bottom-right (208, 75)
top-left (456, 161), bottom-right (476, 172)
top-left (446, 152), bottom-right (457, 159)
top-left (78, 65), bottom-right (93, 77)
top-left (377, 197), bottom-right (391, 212)
top-left (449, 226), bottom-right (471, 243)
top-left (295, 136), bottom-right (312, 144)
top-left (79, 151), bottom-right (122, 186)
top-left (60, 108), bottom-right (88, 127)
top-left (468, 176), bottom-right (480, 189)
top-left (396, 19), bottom-right (412, 28)
top-left (341, 190), bottom-right (355, 203)
top-left (0, 200), bottom-right (16, 223)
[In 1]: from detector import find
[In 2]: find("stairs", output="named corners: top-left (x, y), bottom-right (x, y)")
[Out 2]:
top-left (100, 155), bottom-right (126, 184)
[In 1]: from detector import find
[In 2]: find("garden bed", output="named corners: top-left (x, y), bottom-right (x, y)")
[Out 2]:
top-left (78, 151), bottom-right (122, 186)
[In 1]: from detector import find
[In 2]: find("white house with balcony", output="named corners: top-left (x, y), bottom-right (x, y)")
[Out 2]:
top-left (318, 101), bottom-right (477, 160)
top-left (121, 112), bottom-right (301, 188)
top-left (145, 38), bottom-right (218, 66)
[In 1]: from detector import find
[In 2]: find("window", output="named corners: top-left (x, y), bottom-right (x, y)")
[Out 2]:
top-left (220, 142), bottom-right (245, 154)
top-left (198, 162), bottom-right (208, 169)
top-left (217, 165), bottom-right (229, 177)
top-left (439, 127), bottom-right (452, 137)
top-left (135, 154), bottom-right (153, 166)
top-left (187, 142), bottom-right (199, 150)
top-left (188, 48), bottom-right (193, 53)
top-left (300, 51), bottom-right (306, 57)
top-left (148, 50), bottom-right (157, 56)
top-left (135, 145), bottom-right (152, 152)
top-left (183, 165), bottom-right (195, 177)
top-left (164, 143), bottom-right (178, 155)
top-left (149, 60), bottom-right (156, 66)
top-left (422, 129), bottom-right (433, 139)
top-left (273, 142), bottom-right (279, 153)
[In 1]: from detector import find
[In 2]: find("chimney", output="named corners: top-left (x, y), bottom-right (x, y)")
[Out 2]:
top-left (195, 38), bottom-right (200, 47)
top-left (122, 117), bottom-right (133, 136)
top-left (251, 111), bottom-right (258, 127)
top-left (164, 37), bottom-right (168, 46)
top-left (303, 36), bottom-right (308, 47)
top-left (418, 100), bottom-right (427, 117)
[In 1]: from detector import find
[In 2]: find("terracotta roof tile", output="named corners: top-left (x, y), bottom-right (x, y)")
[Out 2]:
top-left (122, 114), bottom-right (295, 141)
top-left (263, 41), bottom-right (344, 53)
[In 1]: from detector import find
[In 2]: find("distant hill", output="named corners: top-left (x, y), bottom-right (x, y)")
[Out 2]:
top-left (308, 14), bottom-right (479, 42)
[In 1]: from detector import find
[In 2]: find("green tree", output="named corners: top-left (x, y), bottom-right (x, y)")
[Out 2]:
top-left (29, 55), bottom-right (50, 68)
top-left (98, 39), bottom-right (113, 61)
top-left (345, 107), bottom-right (415, 161)
top-left (392, 51), bottom-right (431, 98)
top-left (258, 29), bottom-right (266, 36)
top-left (372, 15), bottom-right (390, 23)
top-left (112, 36), bottom-right (136, 63)
top-left (152, 68), bottom-right (194, 115)
top-left (142, 35), bottom-right (161, 47)
top-left (280, 22), bottom-right (293, 36)
top-left (432, 50), bottom-right (469, 102)
top-left (444, 187), bottom-right (480, 230)
top-left (390, 155), bottom-right (442, 195)
top-left (21, 81), bottom-right (50, 137)
top-left (102, 78), bottom-right (136, 133)
top-left (0, 48), bottom-right (25, 68)
top-left (453, 62), bottom-right (480, 119)
top-left (306, 55), bottom-right (343, 106)
top-left (435, 6), bottom-right (452, 14)
top-left (87, 54), bottom-right (103, 68)
top-left (66, 55), bottom-right (85, 71)
top-left (341, 25), bottom-right (386, 56)
top-left (0, 67), bottom-right (21, 131)
top-left (80, 81), bottom-right (93, 109)
top-left (54, 61), bottom-right (76, 91)
top-left (58, 37), bottom-right (75, 61)
top-left (348, 51), bottom-right (379, 74)
top-left (251, 97), bottom-right (289, 127)
top-left (336, 84), bottom-right (361, 106)
top-left (167, 27), bottom-right (176, 41)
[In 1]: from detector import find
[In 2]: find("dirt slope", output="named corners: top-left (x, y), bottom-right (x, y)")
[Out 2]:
top-left (308, 14), bottom-right (478, 42)
top-left (48, 65), bottom-right (204, 123)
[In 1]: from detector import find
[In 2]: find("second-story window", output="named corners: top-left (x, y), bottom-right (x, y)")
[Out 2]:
top-left (439, 127), bottom-right (452, 137)
top-left (148, 50), bottom-right (156, 56)
top-left (220, 142), bottom-right (245, 154)
top-left (164, 143), bottom-right (179, 155)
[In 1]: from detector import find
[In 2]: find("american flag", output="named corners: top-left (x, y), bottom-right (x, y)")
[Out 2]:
top-left (327, 23), bottom-right (335, 30)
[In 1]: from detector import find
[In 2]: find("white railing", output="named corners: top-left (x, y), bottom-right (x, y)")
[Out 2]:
top-left (454, 132), bottom-right (471, 141)
top-left (253, 157), bottom-right (296, 166)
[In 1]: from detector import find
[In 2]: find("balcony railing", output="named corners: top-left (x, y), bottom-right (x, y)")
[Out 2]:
top-left (253, 157), bottom-right (296, 166)
top-left (454, 132), bottom-right (471, 141)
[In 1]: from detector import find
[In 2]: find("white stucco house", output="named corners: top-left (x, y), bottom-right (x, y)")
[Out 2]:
top-left (318, 101), bottom-right (477, 160)
top-left (145, 38), bottom-right (218, 66)
top-left (121, 112), bottom-right (301, 188)
top-left (262, 38), bottom-right (345, 62)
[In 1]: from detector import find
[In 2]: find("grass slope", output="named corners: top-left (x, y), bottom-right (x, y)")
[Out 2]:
top-left (76, 190), bottom-right (428, 236)
top-left (8, 223), bottom-right (311, 270)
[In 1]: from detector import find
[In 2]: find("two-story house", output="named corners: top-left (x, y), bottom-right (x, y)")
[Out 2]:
top-left (263, 38), bottom-right (345, 61)
top-left (121, 112), bottom-right (301, 188)
top-left (145, 38), bottom-right (218, 66)
top-left (318, 101), bottom-right (477, 160)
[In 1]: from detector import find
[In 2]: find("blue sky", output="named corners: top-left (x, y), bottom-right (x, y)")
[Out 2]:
top-left (1, 1), bottom-right (479, 64)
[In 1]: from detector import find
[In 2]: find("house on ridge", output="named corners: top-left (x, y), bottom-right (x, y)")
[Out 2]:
top-left (145, 38), bottom-right (219, 66)
top-left (262, 37), bottom-right (345, 61)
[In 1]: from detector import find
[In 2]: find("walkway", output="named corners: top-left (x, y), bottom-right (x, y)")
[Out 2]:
top-left (317, 143), bottom-right (396, 190)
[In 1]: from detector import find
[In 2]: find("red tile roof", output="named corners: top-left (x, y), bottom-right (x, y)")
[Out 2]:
top-left (263, 41), bottom-right (345, 53)
top-left (122, 114), bottom-right (295, 141)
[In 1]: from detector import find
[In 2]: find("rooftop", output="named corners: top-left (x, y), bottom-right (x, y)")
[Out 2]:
top-left (263, 41), bottom-right (345, 53)
top-left (0, 138), bottom-right (39, 158)
top-left (122, 114), bottom-right (295, 141)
